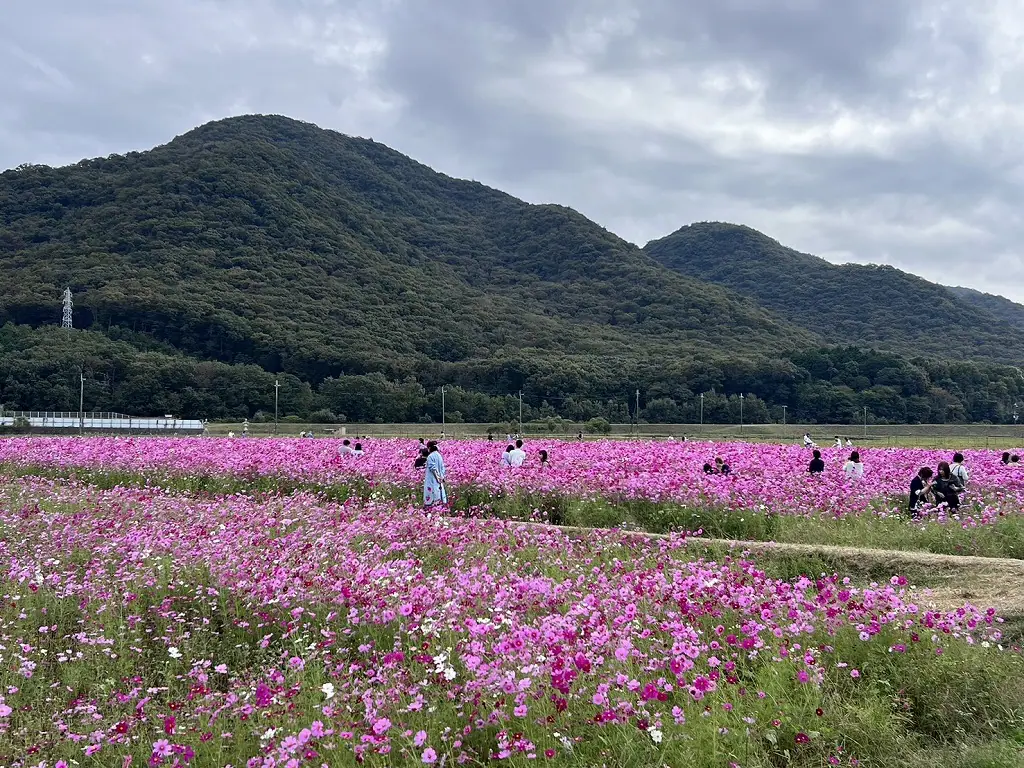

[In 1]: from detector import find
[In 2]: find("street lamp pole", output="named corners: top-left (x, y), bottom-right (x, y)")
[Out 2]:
top-left (518, 390), bottom-right (523, 436)
top-left (274, 378), bottom-right (280, 434)
top-left (635, 389), bottom-right (640, 437)
top-left (79, 368), bottom-right (84, 436)
top-left (739, 393), bottom-right (744, 434)
top-left (441, 385), bottom-right (446, 435)
top-left (782, 405), bottom-right (787, 426)
top-left (699, 393), bottom-right (704, 433)
top-left (863, 406), bottom-right (868, 439)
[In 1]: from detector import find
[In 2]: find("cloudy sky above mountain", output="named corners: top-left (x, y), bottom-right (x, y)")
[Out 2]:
top-left (4, 0), bottom-right (1024, 300)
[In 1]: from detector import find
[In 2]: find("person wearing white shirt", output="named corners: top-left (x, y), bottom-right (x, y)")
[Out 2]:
top-left (803, 433), bottom-right (816, 448)
top-left (339, 439), bottom-right (355, 457)
top-left (843, 451), bottom-right (864, 480)
top-left (950, 452), bottom-right (969, 488)
top-left (508, 439), bottom-right (527, 467)
top-left (500, 445), bottom-right (514, 466)
top-left (834, 436), bottom-right (843, 448)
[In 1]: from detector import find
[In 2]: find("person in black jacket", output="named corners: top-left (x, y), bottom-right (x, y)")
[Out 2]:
top-left (808, 449), bottom-right (824, 474)
top-left (934, 461), bottom-right (963, 510)
top-left (414, 448), bottom-right (429, 469)
top-left (909, 467), bottom-right (935, 516)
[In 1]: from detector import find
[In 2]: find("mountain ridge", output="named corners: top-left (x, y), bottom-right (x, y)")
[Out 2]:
top-left (644, 221), bottom-right (1024, 363)
top-left (2, 114), bottom-right (1023, 424)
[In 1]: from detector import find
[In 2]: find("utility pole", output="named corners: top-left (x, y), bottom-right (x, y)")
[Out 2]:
top-left (79, 368), bottom-right (84, 436)
top-left (739, 393), bottom-right (744, 434)
top-left (781, 405), bottom-right (787, 426)
top-left (699, 393), bottom-right (704, 433)
top-left (274, 379), bottom-right (280, 434)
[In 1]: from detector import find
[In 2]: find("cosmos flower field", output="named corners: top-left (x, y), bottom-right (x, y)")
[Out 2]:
top-left (1, 437), bottom-right (1023, 767)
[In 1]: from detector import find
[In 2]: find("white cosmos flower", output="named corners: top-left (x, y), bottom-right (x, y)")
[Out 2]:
top-left (168, 647), bottom-right (182, 659)
top-left (321, 682), bottom-right (336, 700)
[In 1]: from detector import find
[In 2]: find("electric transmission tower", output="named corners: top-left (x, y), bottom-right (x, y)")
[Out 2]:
top-left (61, 288), bottom-right (73, 329)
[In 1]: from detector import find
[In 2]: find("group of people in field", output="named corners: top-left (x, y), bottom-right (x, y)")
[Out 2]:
top-left (804, 438), bottom-right (971, 514)
top-left (413, 436), bottom-right (554, 507)
top-left (908, 453), bottom-right (970, 514)
top-left (411, 432), bottom-right (1018, 513)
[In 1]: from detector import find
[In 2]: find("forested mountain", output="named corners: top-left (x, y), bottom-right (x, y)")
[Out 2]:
top-left (946, 286), bottom-right (1024, 332)
top-left (2, 115), bottom-right (1023, 425)
top-left (0, 115), bottom-right (808, 377)
top-left (645, 222), bottom-right (1024, 363)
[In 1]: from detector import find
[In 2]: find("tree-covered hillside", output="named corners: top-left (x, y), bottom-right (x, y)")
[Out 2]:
top-left (946, 286), bottom-right (1024, 333)
top-left (645, 222), bottom-right (1024, 363)
top-left (0, 115), bottom-right (809, 383)
top-left (2, 116), bottom-right (1023, 425)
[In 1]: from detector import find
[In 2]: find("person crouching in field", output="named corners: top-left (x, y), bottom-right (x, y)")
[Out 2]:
top-left (934, 461), bottom-right (964, 510)
top-left (909, 467), bottom-right (935, 516)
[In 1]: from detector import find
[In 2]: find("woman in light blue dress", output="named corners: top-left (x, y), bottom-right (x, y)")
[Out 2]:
top-left (423, 441), bottom-right (447, 507)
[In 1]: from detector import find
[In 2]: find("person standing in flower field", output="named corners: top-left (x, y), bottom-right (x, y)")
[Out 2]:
top-left (424, 441), bottom-right (447, 507)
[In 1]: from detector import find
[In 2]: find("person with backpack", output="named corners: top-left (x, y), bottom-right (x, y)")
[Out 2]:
top-left (950, 453), bottom-right (969, 489)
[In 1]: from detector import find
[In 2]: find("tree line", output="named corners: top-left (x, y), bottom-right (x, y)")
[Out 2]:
top-left (3, 324), bottom-right (1022, 425)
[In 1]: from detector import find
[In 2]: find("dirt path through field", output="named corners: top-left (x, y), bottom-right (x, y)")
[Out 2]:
top-left (515, 521), bottom-right (1024, 620)
top-left (698, 537), bottom-right (1024, 619)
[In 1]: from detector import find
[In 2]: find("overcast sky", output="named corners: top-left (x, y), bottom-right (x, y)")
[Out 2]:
top-left (4, 0), bottom-right (1024, 301)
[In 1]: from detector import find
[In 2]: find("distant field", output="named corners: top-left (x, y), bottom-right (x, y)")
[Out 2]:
top-left (204, 420), bottom-right (1024, 449)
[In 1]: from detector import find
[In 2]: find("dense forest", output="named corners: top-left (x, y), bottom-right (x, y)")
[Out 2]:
top-left (2, 115), bottom-right (1024, 425)
top-left (4, 324), bottom-right (1023, 426)
top-left (946, 285), bottom-right (1024, 332)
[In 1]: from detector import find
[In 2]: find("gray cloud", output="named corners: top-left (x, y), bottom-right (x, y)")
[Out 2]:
top-left (3, 0), bottom-right (1024, 301)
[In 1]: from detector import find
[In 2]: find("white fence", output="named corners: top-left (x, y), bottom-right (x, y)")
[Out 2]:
top-left (0, 411), bottom-right (204, 433)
